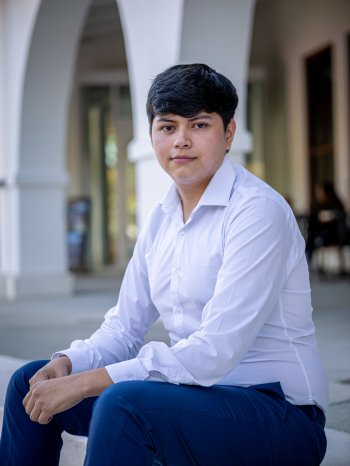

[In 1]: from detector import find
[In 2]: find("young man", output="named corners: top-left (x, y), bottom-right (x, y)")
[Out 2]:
top-left (0, 64), bottom-right (327, 466)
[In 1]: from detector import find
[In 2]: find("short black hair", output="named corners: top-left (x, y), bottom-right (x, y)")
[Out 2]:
top-left (146, 63), bottom-right (238, 130)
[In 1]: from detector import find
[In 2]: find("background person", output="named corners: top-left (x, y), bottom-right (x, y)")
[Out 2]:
top-left (306, 181), bottom-right (346, 263)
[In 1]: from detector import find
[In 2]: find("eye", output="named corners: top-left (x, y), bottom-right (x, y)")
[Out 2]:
top-left (194, 122), bottom-right (208, 129)
top-left (160, 125), bottom-right (175, 133)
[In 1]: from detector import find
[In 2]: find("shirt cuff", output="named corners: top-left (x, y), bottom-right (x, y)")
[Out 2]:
top-left (51, 348), bottom-right (90, 374)
top-left (105, 358), bottom-right (149, 383)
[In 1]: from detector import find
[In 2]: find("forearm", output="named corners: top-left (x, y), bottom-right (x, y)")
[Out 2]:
top-left (78, 367), bottom-right (114, 398)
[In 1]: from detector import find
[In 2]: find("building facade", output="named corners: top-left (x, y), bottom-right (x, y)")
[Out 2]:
top-left (0, 0), bottom-right (349, 299)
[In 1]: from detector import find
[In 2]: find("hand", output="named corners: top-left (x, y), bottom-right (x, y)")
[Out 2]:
top-left (23, 373), bottom-right (84, 425)
top-left (29, 356), bottom-right (72, 386)
top-left (23, 368), bottom-right (113, 425)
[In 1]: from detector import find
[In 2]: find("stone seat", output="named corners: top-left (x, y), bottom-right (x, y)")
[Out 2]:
top-left (1, 406), bottom-right (350, 465)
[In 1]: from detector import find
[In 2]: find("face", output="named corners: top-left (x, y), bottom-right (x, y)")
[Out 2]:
top-left (151, 112), bottom-right (236, 194)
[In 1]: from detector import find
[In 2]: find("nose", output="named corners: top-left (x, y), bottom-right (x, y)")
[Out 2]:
top-left (173, 127), bottom-right (191, 149)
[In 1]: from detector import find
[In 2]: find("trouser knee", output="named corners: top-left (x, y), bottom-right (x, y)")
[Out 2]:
top-left (87, 382), bottom-right (159, 453)
top-left (91, 381), bottom-right (131, 419)
top-left (92, 381), bottom-right (151, 416)
top-left (89, 381), bottom-right (156, 432)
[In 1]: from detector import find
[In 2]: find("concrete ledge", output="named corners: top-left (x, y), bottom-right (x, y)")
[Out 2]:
top-left (1, 407), bottom-right (350, 465)
top-left (60, 432), bottom-right (87, 466)
top-left (322, 428), bottom-right (350, 466)
top-left (0, 356), bottom-right (28, 406)
top-left (7, 272), bottom-right (74, 299)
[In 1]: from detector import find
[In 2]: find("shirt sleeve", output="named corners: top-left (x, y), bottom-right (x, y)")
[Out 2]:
top-left (103, 195), bottom-right (292, 386)
top-left (52, 223), bottom-right (160, 375)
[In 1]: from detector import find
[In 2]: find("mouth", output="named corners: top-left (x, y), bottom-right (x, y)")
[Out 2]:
top-left (170, 156), bottom-right (197, 163)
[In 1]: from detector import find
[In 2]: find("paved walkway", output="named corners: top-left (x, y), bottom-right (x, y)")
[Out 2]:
top-left (0, 270), bottom-right (349, 465)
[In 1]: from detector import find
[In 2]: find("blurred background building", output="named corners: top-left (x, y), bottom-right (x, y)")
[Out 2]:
top-left (0, 0), bottom-right (349, 300)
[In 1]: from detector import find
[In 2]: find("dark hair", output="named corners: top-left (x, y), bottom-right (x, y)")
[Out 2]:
top-left (146, 63), bottom-right (238, 130)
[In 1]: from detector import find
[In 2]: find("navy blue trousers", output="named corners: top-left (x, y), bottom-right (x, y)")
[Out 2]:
top-left (0, 360), bottom-right (326, 466)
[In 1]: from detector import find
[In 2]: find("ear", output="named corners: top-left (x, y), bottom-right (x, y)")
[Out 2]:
top-left (225, 119), bottom-right (236, 151)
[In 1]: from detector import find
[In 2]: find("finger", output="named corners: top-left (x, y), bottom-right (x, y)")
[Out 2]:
top-left (29, 373), bottom-right (49, 386)
top-left (23, 391), bottom-right (30, 408)
top-left (23, 389), bottom-right (36, 412)
top-left (23, 393), bottom-right (36, 417)
top-left (28, 404), bottom-right (42, 423)
top-left (38, 412), bottom-right (53, 425)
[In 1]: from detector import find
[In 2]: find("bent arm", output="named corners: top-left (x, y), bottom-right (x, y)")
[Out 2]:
top-left (52, 224), bottom-right (159, 374)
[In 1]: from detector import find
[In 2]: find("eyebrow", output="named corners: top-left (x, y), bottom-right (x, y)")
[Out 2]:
top-left (155, 114), bottom-right (213, 123)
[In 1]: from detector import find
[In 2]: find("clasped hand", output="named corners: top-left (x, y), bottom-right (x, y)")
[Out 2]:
top-left (23, 374), bottom-right (85, 425)
top-left (22, 357), bottom-right (113, 425)
top-left (22, 356), bottom-right (82, 425)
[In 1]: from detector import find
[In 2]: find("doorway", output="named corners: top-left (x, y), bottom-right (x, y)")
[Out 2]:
top-left (305, 46), bottom-right (334, 204)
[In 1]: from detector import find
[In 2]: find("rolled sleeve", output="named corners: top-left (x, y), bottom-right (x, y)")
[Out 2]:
top-left (105, 358), bottom-right (149, 383)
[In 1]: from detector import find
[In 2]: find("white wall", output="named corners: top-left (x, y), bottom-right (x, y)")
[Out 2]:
top-left (282, 0), bottom-right (350, 211)
top-left (250, 0), bottom-right (350, 211)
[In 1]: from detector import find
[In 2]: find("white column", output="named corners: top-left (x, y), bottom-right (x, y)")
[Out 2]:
top-left (0, 0), bottom-right (92, 299)
top-left (286, 56), bottom-right (310, 213)
top-left (117, 0), bottom-right (185, 227)
top-left (0, 1), bottom-right (5, 297)
top-left (0, 0), bottom-right (41, 299)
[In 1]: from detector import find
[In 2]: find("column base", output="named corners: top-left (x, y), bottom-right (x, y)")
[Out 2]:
top-left (0, 272), bottom-right (74, 300)
top-left (0, 276), bottom-right (6, 300)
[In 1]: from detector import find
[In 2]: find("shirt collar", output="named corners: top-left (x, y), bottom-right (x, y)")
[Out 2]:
top-left (160, 156), bottom-right (236, 214)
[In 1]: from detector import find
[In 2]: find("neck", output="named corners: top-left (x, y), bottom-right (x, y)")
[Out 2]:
top-left (177, 183), bottom-right (207, 223)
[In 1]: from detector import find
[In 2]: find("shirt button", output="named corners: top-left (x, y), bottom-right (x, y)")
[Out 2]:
top-left (179, 230), bottom-right (185, 236)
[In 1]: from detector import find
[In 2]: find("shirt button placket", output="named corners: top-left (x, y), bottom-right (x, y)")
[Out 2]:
top-left (170, 227), bottom-right (186, 331)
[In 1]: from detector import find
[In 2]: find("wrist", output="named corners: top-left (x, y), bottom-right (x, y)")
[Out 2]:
top-left (56, 355), bottom-right (72, 374)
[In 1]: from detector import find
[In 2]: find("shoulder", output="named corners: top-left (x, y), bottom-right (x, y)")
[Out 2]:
top-left (224, 164), bottom-right (298, 236)
top-left (230, 165), bottom-right (287, 210)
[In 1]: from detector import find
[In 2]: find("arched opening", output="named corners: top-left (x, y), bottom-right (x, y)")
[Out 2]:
top-left (66, 0), bottom-right (135, 274)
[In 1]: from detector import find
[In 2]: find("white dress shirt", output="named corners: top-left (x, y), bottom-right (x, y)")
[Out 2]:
top-left (54, 156), bottom-right (328, 413)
